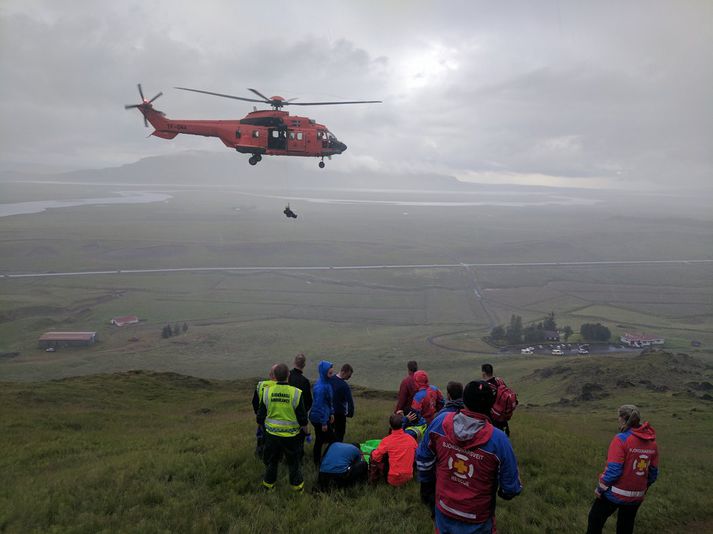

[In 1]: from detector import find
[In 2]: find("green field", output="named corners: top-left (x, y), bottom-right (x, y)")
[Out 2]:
top-left (1, 352), bottom-right (712, 533)
top-left (1, 180), bottom-right (712, 531)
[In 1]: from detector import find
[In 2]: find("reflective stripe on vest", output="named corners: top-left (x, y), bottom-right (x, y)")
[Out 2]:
top-left (611, 486), bottom-right (645, 498)
top-left (262, 384), bottom-right (302, 437)
top-left (439, 499), bottom-right (477, 520)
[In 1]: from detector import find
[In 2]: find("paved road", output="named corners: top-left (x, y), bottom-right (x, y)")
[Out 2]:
top-left (2, 259), bottom-right (712, 279)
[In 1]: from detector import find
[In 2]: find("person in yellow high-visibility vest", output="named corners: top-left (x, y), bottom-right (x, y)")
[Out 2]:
top-left (252, 364), bottom-right (277, 458)
top-left (256, 363), bottom-right (310, 492)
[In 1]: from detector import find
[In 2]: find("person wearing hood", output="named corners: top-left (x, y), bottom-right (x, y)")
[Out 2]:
top-left (410, 370), bottom-right (444, 425)
top-left (587, 405), bottom-right (659, 534)
top-left (416, 381), bottom-right (464, 517)
top-left (417, 380), bottom-right (522, 533)
top-left (309, 360), bottom-right (335, 467)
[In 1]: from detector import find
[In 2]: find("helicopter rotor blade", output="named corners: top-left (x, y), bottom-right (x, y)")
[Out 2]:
top-left (144, 116), bottom-right (148, 128)
top-left (124, 104), bottom-right (141, 109)
top-left (148, 91), bottom-right (163, 103)
top-left (287, 100), bottom-right (382, 106)
top-left (247, 88), bottom-right (272, 102)
top-left (137, 83), bottom-right (145, 101)
top-left (174, 87), bottom-right (265, 104)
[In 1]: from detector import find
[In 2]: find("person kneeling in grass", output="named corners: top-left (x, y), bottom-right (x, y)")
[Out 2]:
top-left (316, 442), bottom-right (368, 491)
top-left (370, 414), bottom-right (418, 487)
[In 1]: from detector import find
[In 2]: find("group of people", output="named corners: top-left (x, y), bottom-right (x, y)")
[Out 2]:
top-left (253, 356), bottom-right (659, 534)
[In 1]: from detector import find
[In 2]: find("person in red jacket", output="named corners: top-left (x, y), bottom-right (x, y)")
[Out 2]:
top-left (370, 414), bottom-right (418, 486)
top-left (395, 360), bottom-right (419, 414)
top-left (587, 404), bottom-right (659, 534)
top-left (410, 370), bottom-right (444, 424)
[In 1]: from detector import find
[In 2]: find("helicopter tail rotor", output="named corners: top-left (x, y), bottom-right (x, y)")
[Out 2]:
top-left (125, 83), bottom-right (164, 127)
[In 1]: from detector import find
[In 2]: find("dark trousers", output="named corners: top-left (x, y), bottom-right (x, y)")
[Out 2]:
top-left (317, 461), bottom-right (368, 491)
top-left (587, 497), bottom-right (641, 534)
top-left (369, 454), bottom-right (390, 484)
top-left (263, 432), bottom-right (304, 487)
top-left (312, 422), bottom-right (334, 468)
top-left (334, 413), bottom-right (347, 443)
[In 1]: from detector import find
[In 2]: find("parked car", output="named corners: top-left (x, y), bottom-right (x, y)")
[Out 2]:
top-left (45, 347), bottom-right (56, 353)
top-left (577, 347), bottom-right (589, 355)
top-left (521, 347), bottom-right (534, 355)
top-left (552, 348), bottom-right (564, 356)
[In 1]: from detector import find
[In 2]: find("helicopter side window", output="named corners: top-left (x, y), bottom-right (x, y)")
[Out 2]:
top-left (297, 132), bottom-right (303, 140)
top-left (252, 130), bottom-right (260, 138)
top-left (272, 130), bottom-right (280, 138)
top-left (289, 132), bottom-right (295, 140)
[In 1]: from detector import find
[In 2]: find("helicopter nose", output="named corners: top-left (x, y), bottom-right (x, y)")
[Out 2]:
top-left (336, 141), bottom-right (347, 153)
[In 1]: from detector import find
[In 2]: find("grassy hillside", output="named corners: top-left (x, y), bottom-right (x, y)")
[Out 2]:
top-left (2, 351), bottom-right (712, 533)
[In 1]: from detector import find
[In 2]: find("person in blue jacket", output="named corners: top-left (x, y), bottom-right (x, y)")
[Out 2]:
top-left (330, 363), bottom-right (355, 442)
top-left (309, 360), bottom-right (335, 467)
top-left (317, 442), bottom-right (368, 491)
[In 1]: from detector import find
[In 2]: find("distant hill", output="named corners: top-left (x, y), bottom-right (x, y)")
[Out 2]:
top-left (0, 150), bottom-right (586, 193)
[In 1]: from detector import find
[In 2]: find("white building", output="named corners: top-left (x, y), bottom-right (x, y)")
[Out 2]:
top-left (620, 332), bottom-right (665, 347)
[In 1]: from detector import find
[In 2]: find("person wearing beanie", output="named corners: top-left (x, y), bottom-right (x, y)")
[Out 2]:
top-left (417, 380), bottom-right (522, 532)
top-left (587, 405), bottom-right (659, 534)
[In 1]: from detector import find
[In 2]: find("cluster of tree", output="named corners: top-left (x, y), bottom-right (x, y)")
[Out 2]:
top-left (580, 322), bottom-right (611, 341)
top-left (489, 312), bottom-right (574, 344)
top-left (161, 322), bottom-right (188, 339)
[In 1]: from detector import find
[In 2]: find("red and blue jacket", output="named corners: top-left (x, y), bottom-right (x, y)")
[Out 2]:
top-left (416, 409), bottom-right (522, 525)
top-left (598, 422), bottom-right (658, 504)
top-left (410, 371), bottom-right (444, 424)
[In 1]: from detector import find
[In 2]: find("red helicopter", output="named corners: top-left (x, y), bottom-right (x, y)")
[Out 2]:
top-left (125, 84), bottom-right (380, 167)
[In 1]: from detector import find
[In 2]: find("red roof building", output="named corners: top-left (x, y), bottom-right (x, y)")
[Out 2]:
top-left (620, 332), bottom-right (665, 347)
top-left (111, 315), bottom-right (139, 327)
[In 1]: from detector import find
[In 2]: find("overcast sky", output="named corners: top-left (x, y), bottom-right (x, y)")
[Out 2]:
top-left (1, 0), bottom-right (711, 192)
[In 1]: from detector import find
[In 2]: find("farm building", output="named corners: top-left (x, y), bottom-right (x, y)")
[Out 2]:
top-left (39, 331), bottom-right (97, 349)
top-left (620, 332), bottom-right (665, 347)
top-left (543, 330), bottom-right (560, 341)
top-left (111, 315), bottom-right (139, 327)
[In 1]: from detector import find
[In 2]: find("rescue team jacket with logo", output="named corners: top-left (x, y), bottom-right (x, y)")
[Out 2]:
top-left (256, 382), bottom-right (308, 438)
top-left (599, 422), bottom-right (658, 504)
top-left (416, 410), bottom-right (522, 524)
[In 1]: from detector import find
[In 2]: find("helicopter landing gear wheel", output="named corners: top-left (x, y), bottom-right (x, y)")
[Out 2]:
top-left (319, 160), bottom-right (325, 169)
top-left (249, 155), bottom-right (259, 166)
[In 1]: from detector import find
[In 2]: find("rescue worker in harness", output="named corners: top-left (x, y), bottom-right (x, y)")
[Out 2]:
top-left (283, 204), bottom-right (298, 219)
top-left (256, 363), bottom-right (310, 492)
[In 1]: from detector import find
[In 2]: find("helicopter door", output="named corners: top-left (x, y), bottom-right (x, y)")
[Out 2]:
top-left (268, 128), bottom-right (287, 150)
top-left (287, 130), bottom-right (306, 152)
